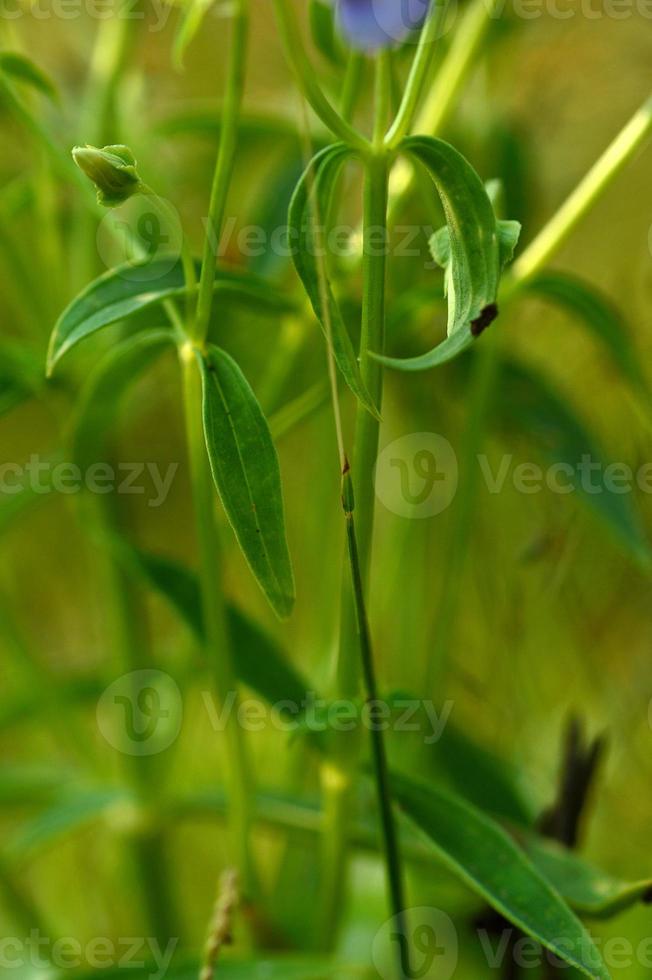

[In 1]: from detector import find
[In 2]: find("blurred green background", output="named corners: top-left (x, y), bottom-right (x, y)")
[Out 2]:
top-left (1, 1), bottom-right (651, 976)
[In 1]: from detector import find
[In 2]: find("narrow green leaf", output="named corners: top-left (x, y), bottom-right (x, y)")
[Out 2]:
top-left (72, 329), bottom-right (173, 468)
top-left (173, 0), bottom-right (216, 69)
top-left (525, 272), bottom-right (648, 393)
top-left (47, 258), bottom-right (292, 374)
top-left (199, 345), bottom-right (295, 618)
top-left (495, 357), bottom-right (651, 568)
top-left (390, 771), bottom-right (611, 980)
top-left (289, 143), bottom-right (379, 417)
top-left (121, 546), bottom-right (309, 706)
top-left (0, 53), bottom-right (57, 101)
top-left (374, 136), bottom-right (520, 371)
top-left (520, 831), bottom-right (652, 920)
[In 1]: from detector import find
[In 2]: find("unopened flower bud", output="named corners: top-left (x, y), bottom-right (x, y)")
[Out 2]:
top-left (72, 144), bottom-right (142, 207)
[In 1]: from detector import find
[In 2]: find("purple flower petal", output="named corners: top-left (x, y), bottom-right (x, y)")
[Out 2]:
top-left (337, 0), bottom-right (431, 51)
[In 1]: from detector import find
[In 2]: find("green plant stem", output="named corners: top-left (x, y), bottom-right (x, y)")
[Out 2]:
top-left (340, 52), bottom-right (365, 124)
top-left (321, 65), bottom-right (391, 943)
top-left (342, 469), bottom-right (408, 980)
top-left (387, 0), bottom-right (500, 217)
top-left (271, 0), bottom-right (369, 153)
top-left (194, 0), bottom-right (248, 345)
top-left (179, 345), bottom-right (257, 901)
top-left (509, 92), bottom-right (652, 289)
top-left (384, 0), bottom-right (449, 148)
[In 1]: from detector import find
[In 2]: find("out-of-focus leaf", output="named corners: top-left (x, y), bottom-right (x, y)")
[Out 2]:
top-left (199, 345), bottom-right (295, 618)
top-left (289, 143), bottom-right (378, 417)
top-left (374, 136), bottom-right (519, 371)
top-left (121, 545), bottom-right (309, 707)
top-left (156, 106), bottom-right (307, 144)
top-left (310, 0), bottom-right (345, 65)
top-left (390, 771), bottom-right (610, 980)
top-left (0, 53), bottom-right (57, 101)
top-left (0, 766), bottom-right (72, 806)
top-left (4, 789), bottom-right (128, 864)
top-left (173, 0), bottom-right (216, 69)
top-left (520, 831), bottom-right (652, 919)
top-left (525, 272), bottom-right (648, 393)
top-left (72, 329), bottom-right (173, 467)
top-left (69, 957), bottom-right (368, 980)
top-left (431, 723), bottom-right (534, 827)
top-left (495, 357), bottom-right (651, 568)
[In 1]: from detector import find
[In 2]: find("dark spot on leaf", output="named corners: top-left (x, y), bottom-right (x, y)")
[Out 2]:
top-left (471, 303), bottom-right (498, 337)
top-left (642, 886), bottom-right (652, 904)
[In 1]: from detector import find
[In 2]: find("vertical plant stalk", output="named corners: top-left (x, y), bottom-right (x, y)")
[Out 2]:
top-left (321, 59), bottom-right (391, 946)
top-left (342, 465), bottom-right (409, 979)
top-left (194, 0), bottom-right (248, 346)
top-left (180, 346), bottom-right (257, 897)
top-left (174, 0), bottom-right (257, 905)
top-left (388, 0), bottom-right (501, 215)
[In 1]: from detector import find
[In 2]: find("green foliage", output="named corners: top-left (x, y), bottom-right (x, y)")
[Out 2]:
top-left (199, 345), bottom-right (295, 618)
top-left (374, 136), bottom-right (520, 370)
top-left (390, 771), bottom-right (611, 979)
top-left (288, 143), bottom-right (379, 416)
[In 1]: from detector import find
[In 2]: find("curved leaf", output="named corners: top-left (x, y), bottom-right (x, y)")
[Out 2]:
top-left (390, 771), bottom-right (610, 980)
top-left (0, 53), bottom-right (57, 101)
top-left (374, 136), bottom-right (519, 371)
top-left (525, 272), bottom-right (648, 393)
top-left (521, 831), bottom-right (652, 920)
top-left (47, 258), bottom-right (294, 374)
top-left (289, 143), bottom-right (378, 416)
top-left (199, 345), bottom-right (295, 618)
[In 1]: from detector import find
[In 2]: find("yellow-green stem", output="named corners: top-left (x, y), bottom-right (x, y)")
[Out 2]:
top-left (179, 346), bottom-right (257, 901)
top-left (194, 0), bottom-right (249, 345)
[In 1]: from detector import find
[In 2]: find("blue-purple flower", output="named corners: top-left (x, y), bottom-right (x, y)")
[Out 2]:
top-left (336, 0), bottom-right (431, 52)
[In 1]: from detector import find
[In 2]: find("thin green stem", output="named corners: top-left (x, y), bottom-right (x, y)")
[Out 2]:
top-left (194, 0), bottom-right (249, 345)
top-left (384, 0), bottom-right (449, 148)
top-left (387, 0), bottom-right (500, 217)
top-left (509, 92), bottom-right (652, 288)
top-left (342, 469), bottom-right (409, 980)
top-left (271, 0), bottom-right (369, 152)
top-left (321, 89), bottom-right (390, 942)
top-left (179, 345), bottom-right (257, 902)
top-left (340, 52), bottom-right (366, 124)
